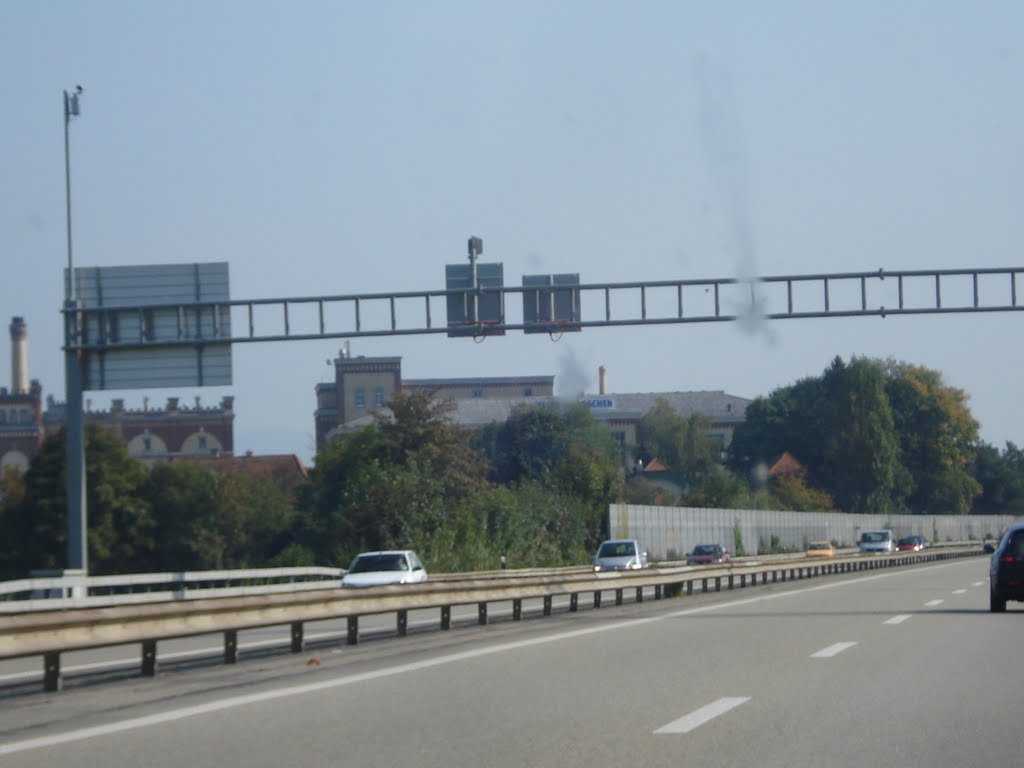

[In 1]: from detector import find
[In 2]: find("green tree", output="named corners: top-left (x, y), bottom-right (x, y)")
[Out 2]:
top-left (820, 357), bottom-right (900, 514)
top-left (972, 442), bottom-right (1024, 516)
top-left (768, 472), bottom-right (835, 512)
top-left (727, 375), bottom-right (833, 495)
top-left (0, 425), bottom-right (153, 578)
top-left (298, 390), bottom-right (491, 566)
top-left (146, 463), bottom-right (297, 570)
top-left (475, 400), bottom-right (622, 511)
top-left (884, 361), bottom-right (981, 514)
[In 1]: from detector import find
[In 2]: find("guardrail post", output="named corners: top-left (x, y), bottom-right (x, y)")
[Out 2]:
top-left (142, 639), bottom-right (158, 676)
top-left (397, 609), bottom-right (408, 636)
top-left (635, 587), bottom-right (643, 603)
top-left (478, 602), bottom-right (488, 625)
top-left (224, 631), bottom-right (238, 664)
top-left (593, 591), bottom-right (602, 609)
top-left (543, 596), bottom-right (552, 616)
top-left (655, 585), bottom-right (662, 599)
top-left (570, 593), bottom-right (579, 612)
top-left (441, 605), bottom-right (451, 630)
top-left (44, 652), bottom-right (62, 692)
top-left (513, 599), bottom-right (522, 621)
top-left (728, 575), bottom-right (734, 590)
top-left (616, 588), bottom-right (624, 606)
top-left (291, 621), bottom-right (304, 653)
top-left (347, 616), bottom-right (359, 645)
top-left (686, 580), bottom-right (693, 595)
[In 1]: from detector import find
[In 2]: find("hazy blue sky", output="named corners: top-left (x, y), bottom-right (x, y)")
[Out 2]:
top-left (2, 1), bottom-right (1022, 464)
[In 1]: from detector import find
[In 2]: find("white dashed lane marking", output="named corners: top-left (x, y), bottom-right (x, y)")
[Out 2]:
top-left (811, 642), bottom-right (857, 658)
top-left (973, 581), bottom-right (984, 587)
top-left (924, 599), bottom-right (944, 607)
top-left (884, 614), bottom-right (911, 625)
top-left (654, 697), bottom-right (751, 735)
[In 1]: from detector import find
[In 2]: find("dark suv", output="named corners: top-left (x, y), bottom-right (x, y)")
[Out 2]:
top-left (986, 524), bottom-right (1024, 612)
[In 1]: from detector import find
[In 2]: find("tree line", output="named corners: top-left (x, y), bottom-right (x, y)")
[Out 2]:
top-left (1, 355), bottom-right (1022, 579)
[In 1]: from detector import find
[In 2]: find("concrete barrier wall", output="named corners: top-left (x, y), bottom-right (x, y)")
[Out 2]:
top-left (608, 503), bottom-right (1020, 561)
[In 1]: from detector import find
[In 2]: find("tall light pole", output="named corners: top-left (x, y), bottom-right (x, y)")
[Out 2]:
top-left (63, 85), bottom-right (87, 575)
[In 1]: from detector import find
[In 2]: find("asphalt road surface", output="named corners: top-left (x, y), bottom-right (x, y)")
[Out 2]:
top-left (1, 558), bottom-right (1015, 767)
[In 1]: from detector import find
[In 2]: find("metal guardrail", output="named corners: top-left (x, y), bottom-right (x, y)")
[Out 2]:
top-left (0, 547), bottom-right (985, 692)
top-left (0, 567), bottom-right (346, 613)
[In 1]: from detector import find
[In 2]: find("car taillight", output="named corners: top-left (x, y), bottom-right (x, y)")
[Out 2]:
top-left (1001, 555), bottom-right (1015, 563)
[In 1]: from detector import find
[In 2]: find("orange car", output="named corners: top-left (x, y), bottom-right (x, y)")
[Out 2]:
top-left (806, 541), bottom-right (835, 558)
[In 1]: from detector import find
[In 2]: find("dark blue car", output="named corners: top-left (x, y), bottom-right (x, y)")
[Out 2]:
top-left (987, 523), bottom-right (1024, 612)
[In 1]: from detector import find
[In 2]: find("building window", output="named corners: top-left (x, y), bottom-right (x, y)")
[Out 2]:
top-left (143, 310), bottom-right (157, 341)
top-left (0, 411), bottom-right (5, 424)
top-left (198, 435), bottom-right (207, 450)
top-left (523, 387), bottom-right (533, 397)
top-left (355, 388), bottom-right (366, 409)
top-left (107, 313), bottom-right (120, 343)
top-left (374, 388), bottom-right (385, 407)
top-left (472, 389), bottom-right (483, 398)
top-left (143, 437), bottom-right (152, 452)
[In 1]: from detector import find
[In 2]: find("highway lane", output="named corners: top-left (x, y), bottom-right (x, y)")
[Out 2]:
top-left (1, 558), bottom-right (1015, 767)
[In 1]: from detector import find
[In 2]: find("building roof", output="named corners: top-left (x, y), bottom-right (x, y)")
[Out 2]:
top-left (172, 453), bottom-right (308, 493)
top-left (643, 457), bottom-right (670, 472)
top-left (404, 375), bottom-right (555, 388)
top-left (768, 451), bottom-right (806, 477)
top-left (579, 390), bottom-right (750, 422)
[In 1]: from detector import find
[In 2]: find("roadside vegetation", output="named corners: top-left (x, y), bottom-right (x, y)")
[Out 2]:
top-left (1, 355), bottom-right (1021, 579)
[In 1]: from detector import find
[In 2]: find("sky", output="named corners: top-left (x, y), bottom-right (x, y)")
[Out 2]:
top-left (2, 1), bottom-right (1022, 465)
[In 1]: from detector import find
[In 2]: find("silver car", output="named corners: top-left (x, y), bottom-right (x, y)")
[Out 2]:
top-left (592, 539), bottom-right (648, 572)
top-left (858, 530), bottom-right (896, 554)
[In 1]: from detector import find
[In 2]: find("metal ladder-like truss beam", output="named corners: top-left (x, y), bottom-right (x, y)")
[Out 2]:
top-left (63, 266), bottom-right (1023, 351)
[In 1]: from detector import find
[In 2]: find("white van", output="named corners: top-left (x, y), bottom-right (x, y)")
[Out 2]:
top-left (859, 530), bottom-right (896, 554)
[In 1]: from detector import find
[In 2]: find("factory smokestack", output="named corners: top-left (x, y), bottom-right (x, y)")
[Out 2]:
top-left (9, 316), bottom-right (28, 394)
top-left (599, 366), bottom-right (607, 396)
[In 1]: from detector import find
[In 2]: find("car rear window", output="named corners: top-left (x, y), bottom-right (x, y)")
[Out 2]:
top-left (349, 554), bottom-right (409, 573)
top-left (693, 545), bottom-right (719, 555)
top-left (598, 542), bottom-right (635, 557)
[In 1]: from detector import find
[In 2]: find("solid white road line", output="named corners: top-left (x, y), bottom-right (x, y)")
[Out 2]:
top-left (884, 614), bottom-right (911, 625)
top-left (811, 642), bottom-right (857, 658)
top-left (924, 599), bottom-right (944, 607)
top-left (654, 697), bottom-right (751, 735)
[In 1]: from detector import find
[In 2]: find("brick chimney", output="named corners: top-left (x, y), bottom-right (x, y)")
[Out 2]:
top-left (9, 316), bottom-right (28, 394)
top-left (599, 365), bottom-right (607, 396)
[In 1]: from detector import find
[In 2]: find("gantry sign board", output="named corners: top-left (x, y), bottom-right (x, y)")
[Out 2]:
top-left (65, 262), bottom-right (232, 390)
top-left (522, 273), bottom-right (581, 333)
top-left (445, 262), bottom-right (506, 337)
top-left (445, 264), bottom-right (582, 336)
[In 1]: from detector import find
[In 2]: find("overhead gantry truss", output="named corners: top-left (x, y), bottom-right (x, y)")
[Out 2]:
top-left (62, 266), bottom-right (1023, 353)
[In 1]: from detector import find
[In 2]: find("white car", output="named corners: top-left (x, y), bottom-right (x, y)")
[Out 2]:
top-left (858, 530), bottom-right (896, 554)
top-left (341, 550), bottom-right (428, 588)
